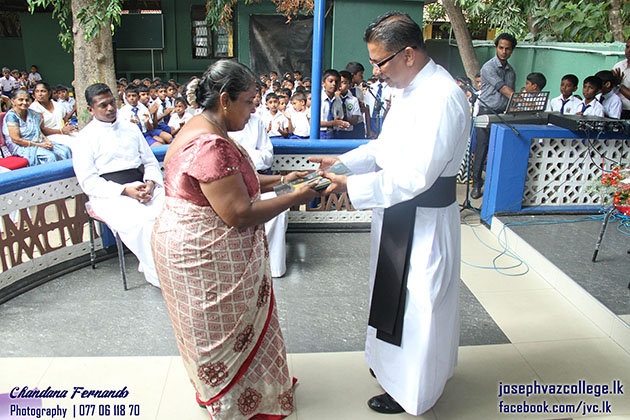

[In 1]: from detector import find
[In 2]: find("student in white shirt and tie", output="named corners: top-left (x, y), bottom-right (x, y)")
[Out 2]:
top-left (546, 74), bottom-right (581, 115)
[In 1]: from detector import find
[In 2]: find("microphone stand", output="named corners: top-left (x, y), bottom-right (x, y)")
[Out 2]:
top-left (460, 92), bottom-right (479, 213)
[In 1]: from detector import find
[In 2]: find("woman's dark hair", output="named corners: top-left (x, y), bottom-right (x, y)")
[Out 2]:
top-left (11, 89), bottom-right (31, 100)
top-left (85, 83), bottom-right (112, 106)
top-left (364, 11), bottom-right (425, 52)
top-left (196, 59), bottom-right (256, 110)
top-left (33, 81), bottom-right (53, 101)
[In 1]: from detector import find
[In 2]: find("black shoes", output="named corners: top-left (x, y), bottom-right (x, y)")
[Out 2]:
top-left (470, 185), bottom-right (482, 200)
top-left (367, 392), bottom-right (405, 414)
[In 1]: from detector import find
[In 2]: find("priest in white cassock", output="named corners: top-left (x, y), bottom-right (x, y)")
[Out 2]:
top-left (73, 83), bottom-right (164, 288)
top-left (228, 111), bottom-right (289, 277)
top-left (312, 11), bottom-right (470, 416)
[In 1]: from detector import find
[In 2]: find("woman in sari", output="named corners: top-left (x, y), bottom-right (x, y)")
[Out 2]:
top-left (151, 60), bottom-right (319, 419)
top-left (2, 89), bottom-right (72, 166)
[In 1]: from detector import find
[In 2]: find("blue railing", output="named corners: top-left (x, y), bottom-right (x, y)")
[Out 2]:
top-left (0, 140), bottom-right (370, 195)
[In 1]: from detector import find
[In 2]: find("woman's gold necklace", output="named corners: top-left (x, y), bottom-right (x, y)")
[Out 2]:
top-left (200, 111), bottom-right (228, 138)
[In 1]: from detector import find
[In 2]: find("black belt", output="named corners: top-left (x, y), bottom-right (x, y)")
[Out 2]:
top-left (368, 176), bottom-right (456, 346)
top-left (100, 165), bottom-right (145, 184)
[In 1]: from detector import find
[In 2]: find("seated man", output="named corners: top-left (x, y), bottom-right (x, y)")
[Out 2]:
top-left (73, 83), bottom-right (164, 288)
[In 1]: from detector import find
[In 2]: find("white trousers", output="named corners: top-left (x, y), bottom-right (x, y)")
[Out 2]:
top-left (89, 184), bottom-right (165, 287)
top-left (261, 191), bottom-right (288, 278)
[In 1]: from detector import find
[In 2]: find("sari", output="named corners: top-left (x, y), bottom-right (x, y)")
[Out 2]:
top-left (152, 134), bottom-right (294, 420)
top-left (2, 109), bottom-right (71, 166)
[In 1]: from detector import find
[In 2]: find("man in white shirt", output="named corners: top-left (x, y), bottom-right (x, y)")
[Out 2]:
top-left (229, 112), bottom-right (274, 171)
top-left (229, 112), bottom-right (288, 277)
top-left (612, 37), bottom-right (630, 119)
top-left (312, 11), bottom-right (469, 416)
top-left (73, 83), bottom-right (164, 288)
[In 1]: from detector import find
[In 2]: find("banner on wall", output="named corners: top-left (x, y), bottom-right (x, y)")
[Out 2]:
top-left (249, 15), bottom-right (313, 78)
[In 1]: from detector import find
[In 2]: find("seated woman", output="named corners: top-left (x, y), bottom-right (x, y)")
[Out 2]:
top-left (2, 89), bottom-right (72, 166)
top-left (29, 81), bottom-right (77, 148)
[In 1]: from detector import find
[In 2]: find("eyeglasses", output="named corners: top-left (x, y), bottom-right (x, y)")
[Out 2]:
top-left (369, 47), bottom-right (408, 69)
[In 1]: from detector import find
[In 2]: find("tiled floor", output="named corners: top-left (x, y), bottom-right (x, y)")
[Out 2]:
top-left (1, 216), bottom-right (630, 419)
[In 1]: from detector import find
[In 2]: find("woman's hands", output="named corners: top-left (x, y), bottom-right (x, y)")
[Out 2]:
top-left (283, 170), bottom-right (310, 183)
top-left (290, 181), bottom-right (321, 204)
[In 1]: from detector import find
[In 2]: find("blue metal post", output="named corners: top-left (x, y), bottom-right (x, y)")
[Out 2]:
top-left (309, 0), bottom-right (325, 139)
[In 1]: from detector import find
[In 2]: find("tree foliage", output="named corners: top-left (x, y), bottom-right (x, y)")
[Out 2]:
top-left (424, 0), bottom-right (630, 42)
top-left (424, 0), bottom-right (531, 39)
top-left (529, 0), bottom-right (630, 42)
top-left (26, 0), bottom-right (123, 52)
top-left (205, 0), bottom-right (314, 29)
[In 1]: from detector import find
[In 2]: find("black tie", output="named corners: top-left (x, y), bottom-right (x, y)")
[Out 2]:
top-left (560, 99), bottom-right (569, 114)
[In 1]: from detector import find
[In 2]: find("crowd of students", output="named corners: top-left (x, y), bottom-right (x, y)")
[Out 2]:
top-left (457, 68), bottom-right (628, 120)
top-left (2, 39), bottom-right (630, 170)
top-left (249, 64), bottom-right (391, 141)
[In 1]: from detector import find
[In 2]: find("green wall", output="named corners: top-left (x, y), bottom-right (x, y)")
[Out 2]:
top-left (426, 39), bottom-right (627, 95)
top-left (19, 13), bottom-right (74, 87)
top-left (115, 0), bottom-right (213, 83)
top-left (0, 38), bottom-right (26, 72)
top-left (331, 0), bottom-right (426, 75)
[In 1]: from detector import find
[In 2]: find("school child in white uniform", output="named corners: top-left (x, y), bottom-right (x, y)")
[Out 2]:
top-left (546, 74), bottom-right (581, 115)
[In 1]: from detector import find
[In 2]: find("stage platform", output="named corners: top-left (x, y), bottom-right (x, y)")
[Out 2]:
top-left (1, 217), bottom-right (629, 419)
top-left (496, 213), bottom-right (630, 321)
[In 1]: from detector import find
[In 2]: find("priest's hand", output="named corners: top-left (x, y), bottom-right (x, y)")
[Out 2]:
top-left (321, 171), bottom-right (347, 195)
top-left (138, 180), bottom-right (156, 201)
top-left (123, 182), bottom-right (154, 203)
top-left (308, 155), bottom-right (340, 170)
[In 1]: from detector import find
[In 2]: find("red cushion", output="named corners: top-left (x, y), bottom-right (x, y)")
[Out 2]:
top-left (0, 156), bottom-right (29, 170)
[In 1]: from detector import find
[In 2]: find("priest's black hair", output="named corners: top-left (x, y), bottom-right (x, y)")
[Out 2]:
top-left (364, 11), bottom-right (425, 52)
top-left (85, 83), bottom-right (112, 106)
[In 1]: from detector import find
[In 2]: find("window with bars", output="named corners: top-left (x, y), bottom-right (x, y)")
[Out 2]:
top-left (191, 6), bottom-right (234, 59)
